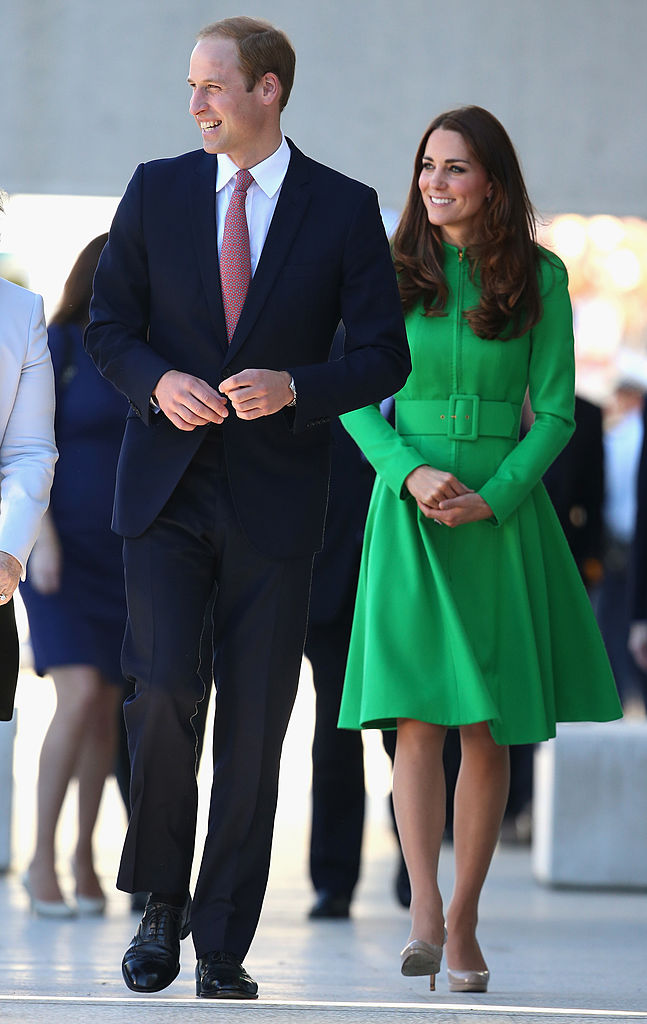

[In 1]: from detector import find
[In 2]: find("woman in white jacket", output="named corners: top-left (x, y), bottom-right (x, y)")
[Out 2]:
top-left (0, 193), bottom-right (57, 719)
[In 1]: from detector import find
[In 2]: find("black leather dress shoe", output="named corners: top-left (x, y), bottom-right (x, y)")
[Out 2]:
top-left (195, 951), bottom-right (258, 999)
top-left (308, 891), bottom-right (351, 919)
top-left (122, 896), bottom-right (191, 993)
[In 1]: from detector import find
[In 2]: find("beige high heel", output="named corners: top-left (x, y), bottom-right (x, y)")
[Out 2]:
top-left (71, 858), bottom-right (106, 916)
top-left (22, 872), bottom-right (76, 919)
top-left (400, 929), bottom-right (447, 991)
top-left (447, 967), bottom-right (490, 992)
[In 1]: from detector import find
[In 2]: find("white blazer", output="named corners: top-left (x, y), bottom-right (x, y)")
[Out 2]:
top-left (0, 277), bottom-right (57, 573)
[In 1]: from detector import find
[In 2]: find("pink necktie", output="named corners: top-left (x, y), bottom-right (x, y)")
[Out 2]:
top-left (220, 168), bottom-right (254, 343)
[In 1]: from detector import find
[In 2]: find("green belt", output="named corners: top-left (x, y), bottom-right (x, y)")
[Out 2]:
top-left (396, 395), bottom-right (521, 442)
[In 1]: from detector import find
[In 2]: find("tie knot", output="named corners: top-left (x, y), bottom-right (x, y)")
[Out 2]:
top-left (233, 168), bottom-right (254, 194)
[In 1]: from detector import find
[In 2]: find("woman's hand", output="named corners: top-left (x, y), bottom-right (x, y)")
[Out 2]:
top-left (27, 518), bottom-right (62, 594)
top-left (405, 464), bottom-right (473, 518)
top-left (433, 491), bottom-right (494, 527)
top-left (404, 464), bottom-right (493, 527)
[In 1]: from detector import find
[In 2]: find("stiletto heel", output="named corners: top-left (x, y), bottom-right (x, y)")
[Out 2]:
top-left (22, 872), bottom-right (76, 919)
top-left (75, 893), bottom-right (106, 916)
top-left (71, 859), bottom-right (106, 915)
top-left (400, 928), bottom-right (447, 988)
top-left (447, 967), bottom-right (490, 992)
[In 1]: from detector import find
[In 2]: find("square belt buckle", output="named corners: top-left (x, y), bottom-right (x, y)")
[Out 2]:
top-left (447, 393), bottom-right (480, 441)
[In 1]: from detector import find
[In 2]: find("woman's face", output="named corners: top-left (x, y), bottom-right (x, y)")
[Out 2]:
top-left (418, 128), bottom-right (492, 248)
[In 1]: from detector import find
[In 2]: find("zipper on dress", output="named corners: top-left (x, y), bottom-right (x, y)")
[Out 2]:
top-left (454, 248), bottom-right (465, 355)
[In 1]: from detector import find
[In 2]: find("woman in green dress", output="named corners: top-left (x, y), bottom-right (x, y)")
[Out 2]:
top-left (338, 106), bottom-right (622, 994)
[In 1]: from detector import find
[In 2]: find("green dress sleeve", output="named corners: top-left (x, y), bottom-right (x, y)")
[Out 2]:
top-left (340, 403), bottom-right (426, 498)
top-left (479, 253), bottom-right (576, 525)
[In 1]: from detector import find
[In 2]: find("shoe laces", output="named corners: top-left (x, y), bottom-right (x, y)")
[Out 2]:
top-left (140, 901), bottom-right (183, 942)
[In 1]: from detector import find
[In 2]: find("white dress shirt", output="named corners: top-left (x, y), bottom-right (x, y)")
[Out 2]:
top-left (215, 135), bottom-right (291, 276)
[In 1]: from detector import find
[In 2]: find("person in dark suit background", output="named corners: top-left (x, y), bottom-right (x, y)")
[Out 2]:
top-left (306, 416), bottom-right (374, 918)
top-left (627, 398), bottom-right (647, 703)
top-left (306, 368), bottom-right (411, 919)
top-left (595, 383), bottom-right (645, 710)
top-left (507, 394), bottom-right (605, 838)
top-left (85, 16), bottom-right (409, 1001)
top-left (543, 395), bottom-right (605, 591)
top-left (505, 394), bottom-right (604, 840)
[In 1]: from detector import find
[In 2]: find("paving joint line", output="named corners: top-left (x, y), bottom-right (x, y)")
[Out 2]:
top-left (0, 996), bottom-right (645, 1018)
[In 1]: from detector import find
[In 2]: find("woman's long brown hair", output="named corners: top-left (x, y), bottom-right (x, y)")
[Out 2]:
top-left (49, 233), bottom-right (109, 329)
top-left (392, 106), bottom-right (542, 340)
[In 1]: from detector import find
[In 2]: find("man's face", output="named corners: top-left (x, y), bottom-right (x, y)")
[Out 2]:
top-left (188, 36), bottom-right (266, 167)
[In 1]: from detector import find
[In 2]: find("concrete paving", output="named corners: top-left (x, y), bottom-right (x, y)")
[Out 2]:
top-left (1, 661), bottom-right (646, 1023)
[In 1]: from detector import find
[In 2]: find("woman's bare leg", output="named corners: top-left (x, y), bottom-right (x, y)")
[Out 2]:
top-left (73, 678), bottom-right (120, 899)
top-left (392, 718), bottom-right (447, 947)
top-left (27, 665), bottom-right (104, 902)
top-left (446, 721), bottom-right (510, 971)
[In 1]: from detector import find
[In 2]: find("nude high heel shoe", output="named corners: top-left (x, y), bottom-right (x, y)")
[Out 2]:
top-left (447, 967), bottom-right (490, 992)
top-left (71, 858), bottom-right (106, 915)
top-left (400, 929), bottom-right (447, 991)
top-left (22, 872), bottom-right (76, 919)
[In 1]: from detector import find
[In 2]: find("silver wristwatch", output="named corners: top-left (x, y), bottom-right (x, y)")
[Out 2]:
top-left (287, 375), bottom-right (297, 407)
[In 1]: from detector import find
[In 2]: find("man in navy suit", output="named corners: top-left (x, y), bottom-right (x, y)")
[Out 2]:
top-left (86, 16), bottom-right (409, 1000)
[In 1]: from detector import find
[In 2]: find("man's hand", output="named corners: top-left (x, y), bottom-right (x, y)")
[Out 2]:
top-left (219, 369), bottom-right (293, 420)
top-left (153, 370), bottom-right (229, 431)
top-left (404, 465), bottom-right (473, 518)
top-left (0, 551), bottom-right (22, 603)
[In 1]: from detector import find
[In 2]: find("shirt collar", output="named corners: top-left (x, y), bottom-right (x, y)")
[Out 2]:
top-left (216, 135), bottom-right (291, 198)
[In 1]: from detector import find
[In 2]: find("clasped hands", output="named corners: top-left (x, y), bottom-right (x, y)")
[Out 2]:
top-left (153, 369), bottom-right (294, 432)
top-left (404, 464), bottom-right (493, 527)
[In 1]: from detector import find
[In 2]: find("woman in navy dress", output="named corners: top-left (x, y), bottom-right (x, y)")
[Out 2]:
top-left (21, 234), bottom-right (129, 916)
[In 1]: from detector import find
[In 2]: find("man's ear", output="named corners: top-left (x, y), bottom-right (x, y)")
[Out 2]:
top-left (259, 72), bottom-right (281, 106)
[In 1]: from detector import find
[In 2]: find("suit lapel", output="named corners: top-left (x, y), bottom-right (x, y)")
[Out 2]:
top-left (226, 142), bottom-right (312, 362)
top-left (190, 152), bottom-right (228, 351)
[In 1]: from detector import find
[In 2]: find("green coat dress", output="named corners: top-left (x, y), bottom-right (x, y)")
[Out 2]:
top-left (338, 243), bottom-right (622, 745)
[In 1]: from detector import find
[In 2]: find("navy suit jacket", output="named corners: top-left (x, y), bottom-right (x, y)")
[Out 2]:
top-left (86, 140), bottom-right (409, 559)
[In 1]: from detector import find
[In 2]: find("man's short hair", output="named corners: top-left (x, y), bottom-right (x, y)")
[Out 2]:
top-left (197, 16), bottom-right (296, 111)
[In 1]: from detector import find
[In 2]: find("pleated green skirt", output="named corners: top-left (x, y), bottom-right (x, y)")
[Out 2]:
top-left (338, 476), bottom-right (622, 745)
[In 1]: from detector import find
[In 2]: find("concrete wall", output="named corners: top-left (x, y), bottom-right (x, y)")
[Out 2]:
top-left (1, 0), bottom-right (645, 216)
